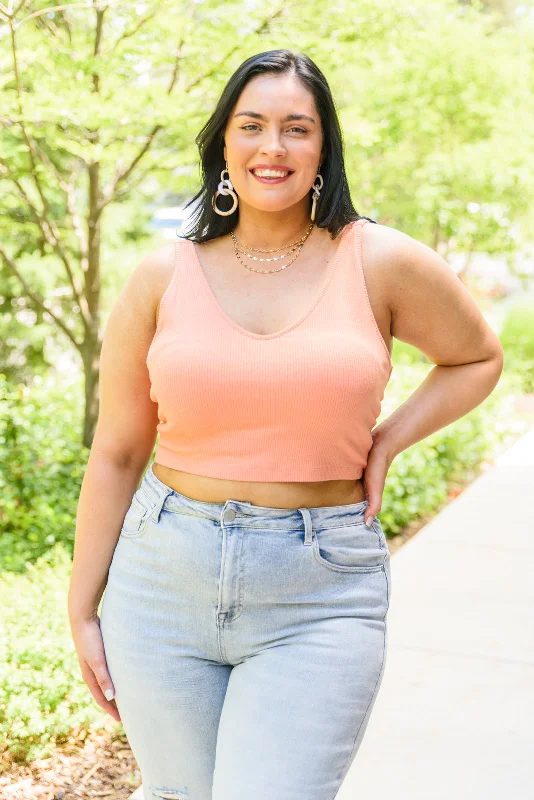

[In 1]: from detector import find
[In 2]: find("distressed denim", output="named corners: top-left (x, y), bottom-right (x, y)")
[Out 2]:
top-left (99, 462), bottom-right (391, 800)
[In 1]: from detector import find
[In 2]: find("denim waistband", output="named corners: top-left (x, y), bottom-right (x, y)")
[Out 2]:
top-left (142, 462), bottom-right (371, 532)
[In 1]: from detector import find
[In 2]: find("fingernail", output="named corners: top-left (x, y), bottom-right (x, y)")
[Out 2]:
top-left (366, 516), bottom-right (375, 527)
top-left (105, 688), bottom-right (115, 701)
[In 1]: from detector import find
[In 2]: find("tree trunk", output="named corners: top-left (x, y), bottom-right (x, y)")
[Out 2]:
top-left (82, 161), bottom-right (103, 448)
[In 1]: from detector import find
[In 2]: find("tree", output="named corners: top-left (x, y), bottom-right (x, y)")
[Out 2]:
top-left (0, 0), bottom-right (284, 446)
top-left (1, 0), bottom-right (533, 450)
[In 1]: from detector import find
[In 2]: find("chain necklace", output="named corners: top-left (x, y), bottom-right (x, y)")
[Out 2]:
top-left (230, 222), bottom-right (315, 274)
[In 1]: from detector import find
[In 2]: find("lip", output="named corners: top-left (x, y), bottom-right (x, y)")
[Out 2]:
top-left (249, 164), bottom-right (294, 173)
top-left (250, 172), bottom-right (293, 185)
top-left (249, 166), bottom-right (294, 185)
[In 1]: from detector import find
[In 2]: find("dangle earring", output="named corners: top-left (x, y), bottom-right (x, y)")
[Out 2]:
top-left (212, 160), bottom-right (238, 216)
top-left (310, 164), bottom-right (323, 222)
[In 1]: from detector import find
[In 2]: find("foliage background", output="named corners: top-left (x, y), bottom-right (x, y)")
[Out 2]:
top-left (1, 0), bottom-right (534, 766)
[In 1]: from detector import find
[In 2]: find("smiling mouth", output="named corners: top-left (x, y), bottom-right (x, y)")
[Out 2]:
top-left (249, 169), bottom-right (294, 184)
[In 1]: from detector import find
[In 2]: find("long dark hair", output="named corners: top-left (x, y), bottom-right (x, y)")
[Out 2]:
top-left (180, 49), bottom-right (375, 243)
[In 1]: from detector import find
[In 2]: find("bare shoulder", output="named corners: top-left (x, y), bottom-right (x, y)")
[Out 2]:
top-left (362, 222), bottom-right (503, 365)
top-left (94, 241), bottom-right (178, 465)
top-left (360, 221), bottom-right (429, 283)
top-left (134, 241), bottom-right (178, 320)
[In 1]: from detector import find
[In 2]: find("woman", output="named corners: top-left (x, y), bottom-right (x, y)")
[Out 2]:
top-left (68, 49), bottom-right (503, 800)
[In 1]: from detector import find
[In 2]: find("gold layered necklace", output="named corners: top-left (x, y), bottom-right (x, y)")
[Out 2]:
top-left (230, 222), bottom-right (315, 274)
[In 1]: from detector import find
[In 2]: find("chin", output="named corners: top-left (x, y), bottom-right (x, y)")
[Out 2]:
top-left (248, 197), bottom-right (299, 213)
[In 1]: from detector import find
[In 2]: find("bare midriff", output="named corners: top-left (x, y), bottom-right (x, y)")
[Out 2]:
top-left (152, 462), bottom-right (366, 510)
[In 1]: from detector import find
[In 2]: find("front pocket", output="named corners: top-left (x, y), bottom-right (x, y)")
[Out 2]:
top-left (120, 490), bottom-right (154, 538)
top-left (312, 521), bottom-right (386, 573)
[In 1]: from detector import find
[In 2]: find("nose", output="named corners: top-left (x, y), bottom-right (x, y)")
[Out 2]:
top-left (259, 132), bottom-right (287, 159)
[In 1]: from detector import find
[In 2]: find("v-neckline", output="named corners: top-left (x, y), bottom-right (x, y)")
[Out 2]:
top-left (189, 221), bottom-right (356, 341)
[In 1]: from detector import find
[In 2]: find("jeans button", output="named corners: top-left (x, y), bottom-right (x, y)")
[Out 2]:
top-left (223, 507), bottom-right (236, 523)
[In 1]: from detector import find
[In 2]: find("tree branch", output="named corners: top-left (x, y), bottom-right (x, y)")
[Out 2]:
top-left (0, 245), bottom-right (81, 351)
top-left (182, 6), bottom-right (285, 93)
top-left (6, 15), bottom-right (92, 332)
top-left (113, 164), bottom-right (155, 200)
top-left (7, 3), bottom-right (106, 29)
top-left (6, 1), bottom-right (28, 19)
top-left (108, 9), bottom-right (155, 53)
top-left (98, 124), bottom-right (162, 210)
top-left (60, 7), bottom-right (73, 43)
top-left (0, 158), bottom-right (91, 331)
top-left (35, 148), bottom-right (89, 260)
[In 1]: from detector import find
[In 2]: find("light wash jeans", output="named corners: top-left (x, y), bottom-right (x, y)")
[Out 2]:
top-left (99, 462), bottom-right (391, 800)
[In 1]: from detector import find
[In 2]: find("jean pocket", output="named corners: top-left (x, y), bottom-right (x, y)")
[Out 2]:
top-left (120, 489), bottom-right (155, 538)
top-left (312, 520), bottom-right (387, 573)
top-left (371, 516), bottom-right (390, 556)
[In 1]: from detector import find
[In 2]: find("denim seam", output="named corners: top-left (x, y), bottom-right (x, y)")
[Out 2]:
top-left (164, 508), bottom-right (216, 522)
top-left (225, 528), bottom-right (245, 622)
top-left (332, 619), bottom-right (388, 798)
top-left (119, 497), bottom-right (157, 538)
top-left (119, 519), bottom-right (150, 539)
top-left (234, 521), bottom-right (377, 535)
top-left (217, 617), bottom-right (232, 664)
top-left (216, 528), bottom-right (232, 664)
top-left (383, 558), bottom-right (391, 613)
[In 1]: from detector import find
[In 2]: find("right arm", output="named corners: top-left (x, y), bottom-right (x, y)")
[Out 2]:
top-left (68, 241), bottom-right (175, 718)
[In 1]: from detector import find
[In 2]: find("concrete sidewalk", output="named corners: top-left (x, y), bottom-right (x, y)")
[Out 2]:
top-left (337, 425), bottom-right (534, 800)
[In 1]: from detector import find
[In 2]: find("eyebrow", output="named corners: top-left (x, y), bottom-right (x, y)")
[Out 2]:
top-left (233, 111), bottom-right (316, 124)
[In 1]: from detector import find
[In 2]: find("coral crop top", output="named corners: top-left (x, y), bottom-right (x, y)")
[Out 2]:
top-left (145, 218), bottom-right (393, 482)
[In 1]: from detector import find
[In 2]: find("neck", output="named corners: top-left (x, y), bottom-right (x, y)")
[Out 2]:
top-left (231, 206), bottom-right (314, 249)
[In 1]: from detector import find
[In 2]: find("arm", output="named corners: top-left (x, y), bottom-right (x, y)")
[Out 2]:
top-left (372, 225), bottom-right (503, 459)
top-left (362, 225), bottom-right (503, 522)
top-left (67, 241), bottom-right (174, 624)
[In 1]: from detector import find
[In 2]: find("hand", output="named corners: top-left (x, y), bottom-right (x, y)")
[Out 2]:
top-left (361, 436), bottom-right (395, 526)
top-left (69, 615), bottom-right (121, 722)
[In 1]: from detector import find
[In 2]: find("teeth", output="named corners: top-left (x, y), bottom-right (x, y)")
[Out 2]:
top-left (252, 169), bottom-right (290, 178)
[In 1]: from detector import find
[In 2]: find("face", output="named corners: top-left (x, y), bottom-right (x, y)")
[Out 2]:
top-left (223, 72), bottom-right (325, 213)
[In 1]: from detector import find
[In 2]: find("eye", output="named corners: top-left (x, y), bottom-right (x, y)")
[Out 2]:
top-left (240, 124), bottom-right (308, 134)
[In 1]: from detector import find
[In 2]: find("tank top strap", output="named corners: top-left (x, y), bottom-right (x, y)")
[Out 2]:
top-left (335, 217), bottom-right (392, 370)
top-left (153, 239), bottom-right (188, 338)
top-left (335, 217), bottom-right (368, 278)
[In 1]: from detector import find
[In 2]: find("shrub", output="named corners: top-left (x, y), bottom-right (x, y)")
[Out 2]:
top-left (376, 352), bottom-right (526, 535)
top-left (0, 545), bottom-right (116, 764)
top-left (0, 373), bottom-right (89, 573)
top-left (499, 295), bottom-right (534, 393)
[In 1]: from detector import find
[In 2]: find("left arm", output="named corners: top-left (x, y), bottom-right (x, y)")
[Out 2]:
top-left (363, 225), bottom-right (504, 523)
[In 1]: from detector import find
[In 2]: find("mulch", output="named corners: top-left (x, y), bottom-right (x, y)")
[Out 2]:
top-left (0, 725), bottom-right (140, 800)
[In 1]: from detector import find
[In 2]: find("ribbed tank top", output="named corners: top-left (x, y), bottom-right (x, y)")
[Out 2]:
top-left (146, 218), bottom-right (393, 482)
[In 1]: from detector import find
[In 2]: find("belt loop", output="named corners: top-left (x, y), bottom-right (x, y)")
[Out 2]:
top-left (298, 507), bottom-right (313, 546)
top-left (151, 487), bottom-right (173, 524)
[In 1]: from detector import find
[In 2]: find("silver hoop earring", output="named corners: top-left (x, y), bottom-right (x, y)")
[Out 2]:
top-left (212, 165), bottom-right (238, 216)
top-left (310, 170), bottom-right (323, 222)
